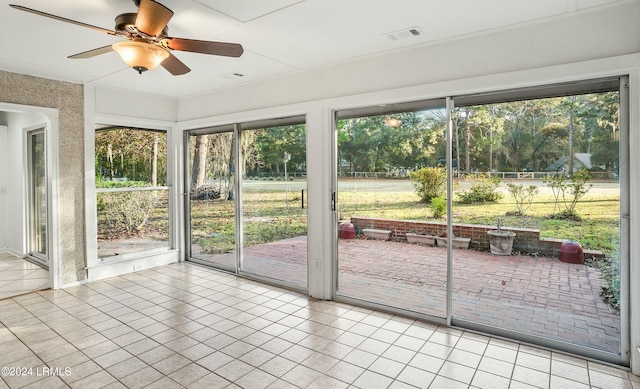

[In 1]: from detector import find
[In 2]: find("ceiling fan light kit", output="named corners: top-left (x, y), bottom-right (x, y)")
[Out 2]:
top-left (112, 39), bottom-right (169, 74)
top-left (9, 0), bottom-right (243, 76)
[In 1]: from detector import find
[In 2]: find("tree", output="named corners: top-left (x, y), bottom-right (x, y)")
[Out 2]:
top-left (95, 128), bottom-right (167, 185)
top-left (525, 99), bottom-right (556, 171)
top-left (249, 125), bottom-right (306, 176)
top-left (455, 105), bottom-right (505, 173)
top-left (337, 110), bottom-right (446, 175)
top-left (496, 102), bottom-right (531, 172)
top-left (535, 122), bottom-right (567, 171)
top-left (585, 92), bottom-right (619, 173)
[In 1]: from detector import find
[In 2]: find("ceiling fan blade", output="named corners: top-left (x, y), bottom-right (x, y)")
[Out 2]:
top-left (161, 38), bottom-right (244, 57)
top-left (9, 4), bottom-right (116, 35)
top-left (135, 0), bottom-right (173, 37)
top-left (161, 53), bottom-right (190, 75)
top-left (68, 45), bottom-right (114, 59)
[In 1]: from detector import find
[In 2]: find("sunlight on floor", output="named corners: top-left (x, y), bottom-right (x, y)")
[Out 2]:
top-left (0, 252), bottom-right (50, 300)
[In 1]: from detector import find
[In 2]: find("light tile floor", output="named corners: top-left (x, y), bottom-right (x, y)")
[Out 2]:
top-left (0, 253), bottom-right (50, 300)
top-left (0, 262), bottom-right (637, 389)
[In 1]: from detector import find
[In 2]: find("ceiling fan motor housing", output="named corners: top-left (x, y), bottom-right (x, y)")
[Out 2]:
top-left (115, 13), bottom-right (136, 35)
top-left (115, 13), bottom-right (168, 40)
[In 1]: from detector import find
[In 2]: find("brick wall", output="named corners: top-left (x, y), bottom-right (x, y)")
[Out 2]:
top-left (347, 216), bottom-right (592, 258)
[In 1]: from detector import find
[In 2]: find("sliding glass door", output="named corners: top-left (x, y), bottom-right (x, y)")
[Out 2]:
top-left (333, 78), bottom-right (628, 364)
top-left (239, 123), bottom-right (308, 289)
top-left (186, 117), bottom-right (308, 291)
top-left (334, 100), bottom-right (448, 319)
top-left (449, 80), bottom-right (627, 362)
top-left (186, 129), bottom-right (236, 271)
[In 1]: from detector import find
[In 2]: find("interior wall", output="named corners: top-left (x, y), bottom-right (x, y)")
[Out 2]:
top-left (0, 125), bottom-right (7, 250)
top-left (177, 0), bottom-right (640, 121)
top-left (7, 116), bottom-right (23, 254)
top-left (93, 86), bottom-right (177, 122)
top-left (5, 117), bottom-right (22, 255)
top-left (0, 70), bottom-right (86, 285)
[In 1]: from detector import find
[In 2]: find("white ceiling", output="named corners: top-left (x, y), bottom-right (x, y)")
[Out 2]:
top-left (0, 0), bottom-right (631, 99)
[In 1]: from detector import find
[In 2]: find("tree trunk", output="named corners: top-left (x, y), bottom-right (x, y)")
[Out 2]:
top-left (454, 115), bottom-right (461, 178)
top-left (226, 134), bottom-right (236, 201)
top-left (464, 109), bottom-right (471, 173)
top-left (465, 124), bottom-right (471, 173)
top-left (191, 135), bottom-right (210, 189)
top-left (107, 143), bottom-right (115, 180)
top-left (489, 106), bottom-right (494, 174)
top-left (151, 132), bottom-right (158, 187)
top-left (568, 106), bottom-right (575, 176)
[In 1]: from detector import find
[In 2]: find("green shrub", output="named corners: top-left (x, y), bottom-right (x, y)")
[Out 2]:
top-left (457, 174), bottom-right (503, 204)
top-left (408, 167), bottom-right (446, 203)
top-left (429, 196), bottom-right (447, 218)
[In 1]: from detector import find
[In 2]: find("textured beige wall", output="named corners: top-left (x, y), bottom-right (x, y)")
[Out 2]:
top-left (0, 70), bottom-right (86, 284)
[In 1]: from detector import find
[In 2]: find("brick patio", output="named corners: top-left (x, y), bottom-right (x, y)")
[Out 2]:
top-left (191, 236), bottom-right (620, 354)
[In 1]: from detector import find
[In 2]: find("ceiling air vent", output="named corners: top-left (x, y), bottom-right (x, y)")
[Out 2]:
top-left (221, 72), bottom-right (246, 80)
top-left (386, 26), bottom-right (423, 41)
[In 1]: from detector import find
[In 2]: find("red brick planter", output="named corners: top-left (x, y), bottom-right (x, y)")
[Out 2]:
top-left (349, 216), bottom-right (603, 259)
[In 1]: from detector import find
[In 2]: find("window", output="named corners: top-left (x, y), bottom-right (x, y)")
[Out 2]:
top-left (95, 126), bottom-right (170, 258)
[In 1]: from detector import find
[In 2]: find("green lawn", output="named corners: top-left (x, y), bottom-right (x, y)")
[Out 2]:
top-left (190, 190), bottom-right (308, 254)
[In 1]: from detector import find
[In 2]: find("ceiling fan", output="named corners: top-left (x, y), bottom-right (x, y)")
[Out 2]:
top-left (9, 0), bottom-right (244, 75)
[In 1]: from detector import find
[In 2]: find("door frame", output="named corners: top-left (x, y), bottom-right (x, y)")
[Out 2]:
top-left (0, 101), bottom-right (61, 291)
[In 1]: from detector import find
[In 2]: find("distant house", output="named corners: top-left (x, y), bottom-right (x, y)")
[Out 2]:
top-left (545, 153), bottom-right (595, 173)
top-left (545, 157), bottom-right (567, 172)
top-left (574, 153), bottom-right (594, 170)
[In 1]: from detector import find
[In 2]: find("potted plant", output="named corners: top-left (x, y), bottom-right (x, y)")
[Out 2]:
top-left (487, 218), bottom-right (516, 255)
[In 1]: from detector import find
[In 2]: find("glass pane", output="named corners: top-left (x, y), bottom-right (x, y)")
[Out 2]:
top-left (450, 92), bottom-right (621, 354)
top-left (95, 128), bottom-right (167, 187)
top-left (29, 130), bottom-right (47, 257)
top-left (97, 190), bottom-right (170, 257)
top-left (241, 124), bottom-right (308, 289)
top-left (188, 132), bottom-right (236, 270)
top-left (336, 108), bottom-right (448, 317)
